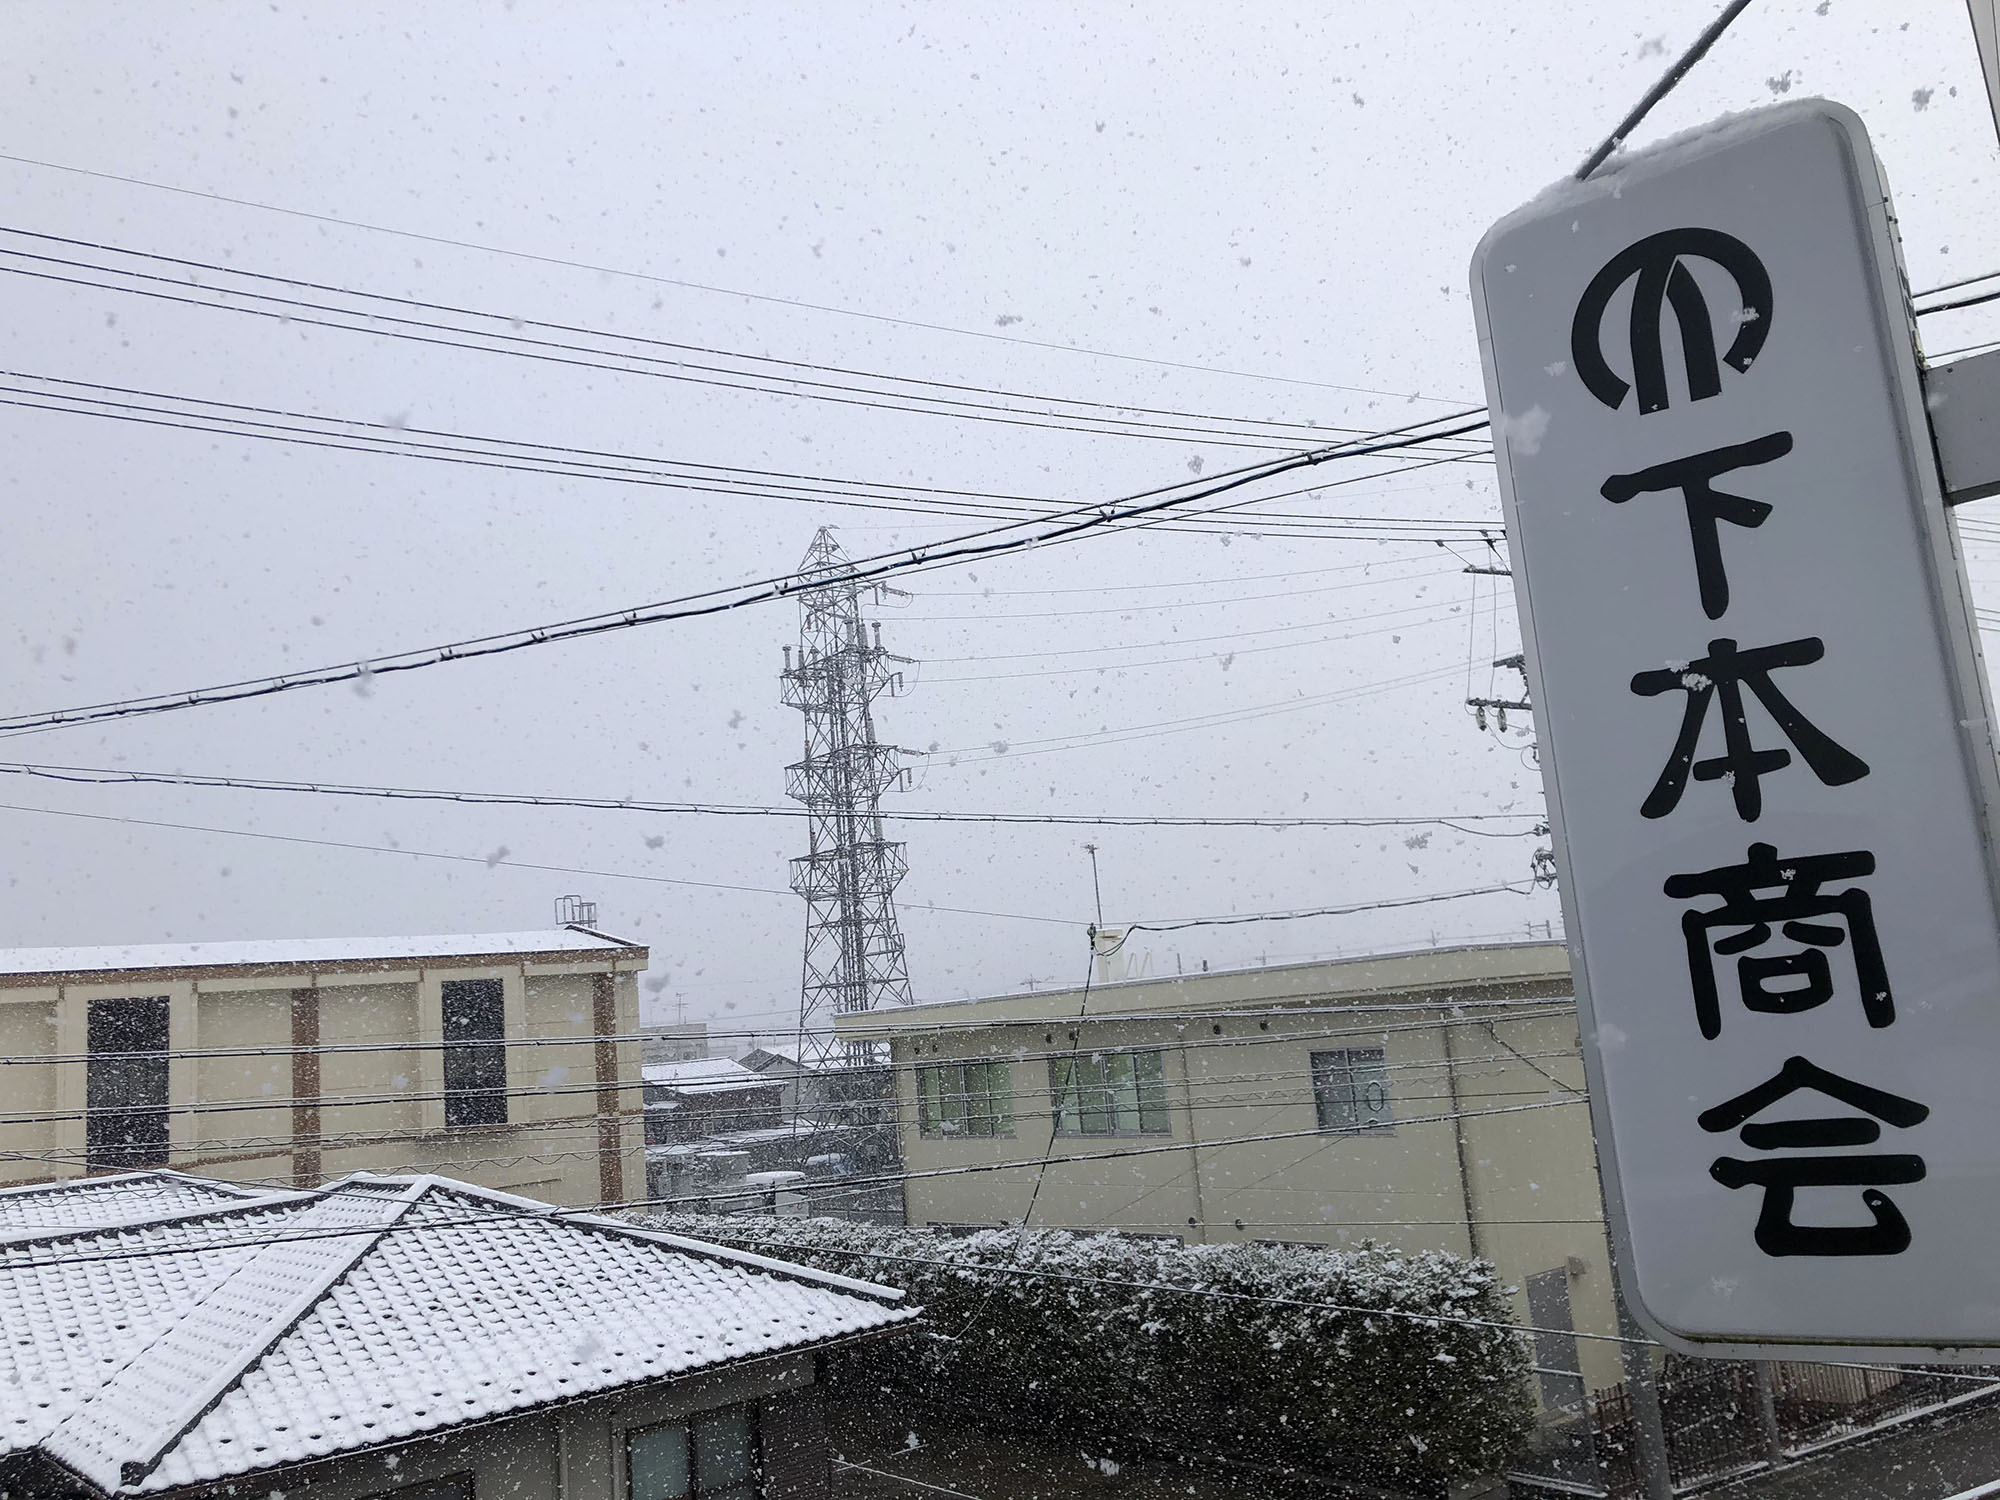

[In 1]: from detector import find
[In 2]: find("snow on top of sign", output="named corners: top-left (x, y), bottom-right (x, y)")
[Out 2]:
top-left (0, 1171), bottom-right (912, 1492)
top-left (0, 927), bottom-right (644, 977)
top-left (1478, 98), bottom-right (1865, 260)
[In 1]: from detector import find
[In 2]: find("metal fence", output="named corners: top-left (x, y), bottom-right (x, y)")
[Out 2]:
top-left (1515, 1356), bottom-right (2000, 1498)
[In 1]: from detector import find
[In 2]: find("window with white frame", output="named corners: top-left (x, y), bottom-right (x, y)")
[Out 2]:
top-left (1049, 1049), bottom-right (1171, 1137)
top-left (1310, 1047), bottom-right (1393, 1134)
top-left (628, 1404), bottom-right (758, 1500)
top-left (916, 1060), bottom-right (1014, 1138)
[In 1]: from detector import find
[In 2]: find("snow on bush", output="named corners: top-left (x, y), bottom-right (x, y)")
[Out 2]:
top-left (644, 1214), bottom-right (1535, 1487)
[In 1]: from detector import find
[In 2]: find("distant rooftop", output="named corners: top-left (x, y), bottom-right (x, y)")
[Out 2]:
top-left (834, 938), bottom-right (1572, 1032)
top-left (0, 927), bottom-right (647, 979)
top-left (643, 1057), bottom-right (783, 1094)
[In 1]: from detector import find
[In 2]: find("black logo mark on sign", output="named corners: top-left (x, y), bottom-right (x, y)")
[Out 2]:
top-left (1571, 228), bottom-right (1773, 415)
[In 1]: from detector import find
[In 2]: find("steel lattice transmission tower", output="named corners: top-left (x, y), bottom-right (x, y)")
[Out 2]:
top-left (781, 528), bottom-right (914, 1063)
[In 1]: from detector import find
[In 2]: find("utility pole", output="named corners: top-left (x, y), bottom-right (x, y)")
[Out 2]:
top-left (780, 528), bottom-right (915, 1067)
top-left (1083, 842), bottom-right (1105, 927)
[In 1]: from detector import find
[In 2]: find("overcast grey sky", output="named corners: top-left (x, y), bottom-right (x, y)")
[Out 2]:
top-left (0, 1), bottom-right (1995, 1039)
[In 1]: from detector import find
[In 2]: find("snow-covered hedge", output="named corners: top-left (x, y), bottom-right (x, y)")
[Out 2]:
top-left (645, 1214), bottom-right (1534, 1489)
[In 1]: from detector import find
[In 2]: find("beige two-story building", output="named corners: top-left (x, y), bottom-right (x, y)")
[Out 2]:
top-left (834, 940), bottom-right (1623, 1400)
top-left (0, 928), bottom-right (649, 1207)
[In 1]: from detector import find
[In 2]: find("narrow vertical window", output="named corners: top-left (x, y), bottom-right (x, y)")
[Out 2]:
top-left (441, 978), bottom-right (507, 1128)
top-left (1311, 1047), bottom-right (1393, 1134)
top-left (86, 996), bottom-right (170, 1170)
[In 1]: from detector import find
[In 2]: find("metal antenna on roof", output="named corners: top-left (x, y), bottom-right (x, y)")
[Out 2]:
top-left (1083, 842), bottom-right (1105, 928)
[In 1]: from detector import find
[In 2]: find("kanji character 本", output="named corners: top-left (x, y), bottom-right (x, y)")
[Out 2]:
top-left (1600, 431), bottom-right (1793, 619)
top-left (1631, 637), bottom-right (1869, 821)
top-left (1664, 842), bottom-right (1892, 1041)
top-left (1700, 1056), bottom-right (1927, 1257)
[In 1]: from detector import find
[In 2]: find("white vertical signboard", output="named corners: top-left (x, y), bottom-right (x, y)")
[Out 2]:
top-left (1471, 100), bottom-right (2000, 1356)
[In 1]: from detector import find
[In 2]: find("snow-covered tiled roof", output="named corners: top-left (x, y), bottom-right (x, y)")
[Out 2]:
top-left (0, 1171), bottom-right (912, 1494)
top-left (0, 928), bottom-right (645, 979)
top-left (0, 1171), bottom-right (278, 1246)
top-left (642, 1057), bottom-right (782, 1094)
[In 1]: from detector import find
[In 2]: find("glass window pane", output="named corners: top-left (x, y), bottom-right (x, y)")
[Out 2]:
top-left (968, 1062), bottom-right (997, 1137)
top-left (442, 978), bottom-right (507, 1128)
top-left (1351, 1048), bottom-right (1393, 1129)
top-left (1050, 1058), bottom-right (1075, 1134)
top-left (1079, 1056), bottom-right (1111, 1135)
top-left (87, 997), bottom-right (171, 1170)
top-left (1104, 1052), bottom-right (1140, 1133)
top-left (988, 1062), bottom-right (1014, 1134)
top-left (628, 1422), bottom-right (691, 1500)
top-left (693, 1405), bottom-right (755, 1488)
top-left (917, 1067), bottom-right (940, 1137)
top-left (1136, 1052), bottom-right (1170, 1134)
top-left (1312, 1049), bottom-right (1392, 1133)
top-left (939, 1065), bottom-right (966, 1133)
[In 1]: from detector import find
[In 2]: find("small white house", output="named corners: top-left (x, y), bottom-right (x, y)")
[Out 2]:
top-left (0, 1169), bottom-right (914, 1498)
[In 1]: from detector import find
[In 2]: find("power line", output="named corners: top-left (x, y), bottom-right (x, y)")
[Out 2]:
top-left (1574, 0), bottom-right (1755, 180)
top-left (0, 413), bottom-right (1488, 737)
top-left (0, 154), bottom-right (1470, 405)
top-left (1108, 882), bottom-right (1533, 941)
top-left (0, 239), bottom-right (1496, 457)
top-left (911, 551), bottom-right (1449, 598)
top-left (0, 999), bottom-right (1577, 1068)
top-left (0, 1096), bottom-right (1587, 1276)
top-left (1914, 286), bottom-right (2000, 318)
top-left (0, 799), bottom-right (1071, 928)
top-left (900, 567), bottom-right (1481, 623)
top-left (829, 1459), bottom-right (987, 1500)
top-left (916, 601), bottom-right (1510, 687)
top-left (922, 660), bottom-right (1478, 761)
top-left (0, 228), bottom-right (1498, 455)
top-left (0, 759), bottom-right (1538, 835)
top-left (1915, 269), bottom-right (2000, 300)
top-left (0, 1054), bottom-right (1580, 1129)
top-left (0, 370), bottom-right (1057, 519)
top-left (0, 798), bottom-right (1539, 936)
top-left (0, 374), bottom-right (1496, 547)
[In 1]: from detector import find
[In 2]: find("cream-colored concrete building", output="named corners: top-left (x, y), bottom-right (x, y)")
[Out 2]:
top-left (0, 929), bottom-right (649, 1207)
top-left (833, 940), bottom-right (1624, 1401)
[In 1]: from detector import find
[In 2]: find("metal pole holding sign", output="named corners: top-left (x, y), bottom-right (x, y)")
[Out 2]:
top-left (1471, 99), bottom-right (2000, 1359)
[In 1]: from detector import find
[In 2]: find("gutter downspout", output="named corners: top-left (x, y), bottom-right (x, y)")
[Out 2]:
top-left (1439, 1007), bottom-right (1483, 1262)
top-left (1177, 1040), bottom-right (1209, 1243)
